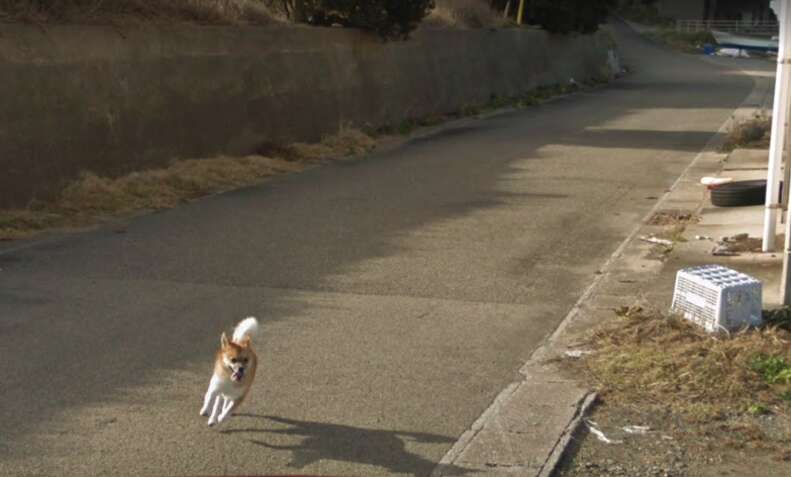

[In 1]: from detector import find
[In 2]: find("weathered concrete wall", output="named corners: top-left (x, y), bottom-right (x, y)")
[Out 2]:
top-left (0, 24), bottom-right (614, 207)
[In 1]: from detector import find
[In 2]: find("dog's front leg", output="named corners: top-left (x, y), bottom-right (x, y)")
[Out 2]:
top-left (207, 395), bottom-right (222, 426)
top-left (200, 378), bottom-right (220, 416)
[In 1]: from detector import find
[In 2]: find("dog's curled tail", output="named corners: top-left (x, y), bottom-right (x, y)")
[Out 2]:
top-left (232, 317), bottom-right (259, 344)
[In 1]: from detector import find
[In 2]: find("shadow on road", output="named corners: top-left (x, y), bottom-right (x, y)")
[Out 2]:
top-left (221, 415), bottom-right (469, 476)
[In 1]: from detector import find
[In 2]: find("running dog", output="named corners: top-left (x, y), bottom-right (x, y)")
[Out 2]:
top-left (199, 317), bottom-right (259, 426)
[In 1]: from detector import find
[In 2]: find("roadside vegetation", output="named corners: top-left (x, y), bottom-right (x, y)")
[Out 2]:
top-left (0, 0), bottom-right (278, 24)
top-left (722, 114), bottom-right (773, 152)
top-left (576, 305), bottom-right (791, 421)
top-left (375, 80), bottom-right (607, 136)
top-left (649, 28), bottom-right (715, 53)
top-left (617, 1), bottom-right (714, 53)
top-left (1, 1), bottom-right (617, 36)
top-left (274, 0), bottom-right (435, 39)
top-left (526, 0), bottom-right (615, 34)
top-left (616, 1), bottom-right (673, 26)
top-left (0, 129), bottom-right (375, 240)
top-left (424, 0), bottom-right (506, 29)
top-left (559, 305), bottom-right (791, 472)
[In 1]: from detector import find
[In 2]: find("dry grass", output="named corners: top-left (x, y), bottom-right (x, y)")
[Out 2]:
top-left (0, 0), bottom-right (276, 25)
top-left (647, 209), bottom-right (698, 227)
top-left (0, 128), bottom-right (375, 240)
top-left (719, 234), bottom-right (764, 254)
top-left (647, 210), bottom-right (697, 245)
top-left (289, 128), bottom-right (377, 161)
top-left (722, 114), bottom-right (772, 152)
top-left (423, 0), bottom-right (505, 29)
top-left (654, 224), bottom-right (688, 244)
top-left (59, 156), bottom-right (304, 213)
top-left (574, 305), bottom-right (791, 422)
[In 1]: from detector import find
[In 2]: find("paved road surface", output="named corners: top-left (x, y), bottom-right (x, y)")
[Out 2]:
top-left (0, 23), bottom-right (758, 477)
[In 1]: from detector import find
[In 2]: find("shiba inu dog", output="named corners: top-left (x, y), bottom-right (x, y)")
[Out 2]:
top-left (199, 317), bottom-right (259, 426)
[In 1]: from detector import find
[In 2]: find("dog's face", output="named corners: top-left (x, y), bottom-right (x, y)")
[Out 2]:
top-left (220, 333), bottom-right (253, 382)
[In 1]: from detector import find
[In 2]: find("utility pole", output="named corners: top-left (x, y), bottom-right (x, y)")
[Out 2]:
top-left (517, 0), bottom-right (526, 25)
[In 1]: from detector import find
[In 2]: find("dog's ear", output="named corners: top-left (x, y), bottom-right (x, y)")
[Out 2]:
top-left (220, 332), bottom-right (229, 348)
top-left (238, 336), bottom-right (251, 348)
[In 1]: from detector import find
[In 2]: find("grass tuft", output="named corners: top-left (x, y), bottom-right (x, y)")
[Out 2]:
top-left (288, 128), bottom-right (376, 160)
top-left (722, 114), bottom-right (772, 152)
top-left (647, 209), bottom-right (697, 227)
top-left (751, 355), bottom-right (791, 385)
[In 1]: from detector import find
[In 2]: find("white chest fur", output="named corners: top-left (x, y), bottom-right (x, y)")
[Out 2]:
top-left (213, 374), bottom-right (246, 400)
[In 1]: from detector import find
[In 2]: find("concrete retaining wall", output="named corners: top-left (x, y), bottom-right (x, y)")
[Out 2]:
top-left (0, 24), bottom-right (615, 207)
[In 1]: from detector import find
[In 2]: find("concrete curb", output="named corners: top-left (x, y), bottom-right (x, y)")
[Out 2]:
top-left (537, 393), bottom-right (598, 477)
top-left (431, 52), bottom-right (775, 477)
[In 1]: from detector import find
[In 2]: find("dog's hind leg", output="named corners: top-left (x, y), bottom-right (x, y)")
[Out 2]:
top-left (218, 399), bottom-right (236, 423)
top-left (229, 389), bottom-right (249, 416)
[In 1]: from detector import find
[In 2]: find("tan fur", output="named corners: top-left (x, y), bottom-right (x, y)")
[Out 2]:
top-left (214, 340), bottom-right (258, 406)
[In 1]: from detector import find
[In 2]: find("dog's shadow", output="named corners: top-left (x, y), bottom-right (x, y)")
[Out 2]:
top-left (222, 414), bottom-right (469, 476)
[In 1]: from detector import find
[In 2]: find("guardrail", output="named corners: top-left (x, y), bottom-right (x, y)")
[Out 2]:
top-left (676, 19), bottom-right (778, 36)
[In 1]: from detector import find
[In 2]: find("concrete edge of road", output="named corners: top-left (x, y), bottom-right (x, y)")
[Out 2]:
top-left (536, 393), bottom-right (598, 477)
top-left (431, 58), bottom-right (774, 477)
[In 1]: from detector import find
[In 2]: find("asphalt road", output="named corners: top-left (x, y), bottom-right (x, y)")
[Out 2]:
top-left (0, 23), bottom-right (758, 477)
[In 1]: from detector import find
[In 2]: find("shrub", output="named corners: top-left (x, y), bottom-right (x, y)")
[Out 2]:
top-left (528, 0), bottom-right (616, 34)
top-left (292, 0), bottom-right (434, 39)
top-left (617, 2), bottom-right (674, 26)
top-left (426, 0), bottom-right (503, 29)
top-left (651, 29), bottom-right (716, 53)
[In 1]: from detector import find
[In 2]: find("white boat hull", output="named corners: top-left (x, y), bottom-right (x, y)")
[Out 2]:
top-left (712, 30), bottom-right (778, 51)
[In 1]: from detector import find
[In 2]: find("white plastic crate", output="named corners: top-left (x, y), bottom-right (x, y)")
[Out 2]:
top-left (671, 265), bottom-right (762, 333)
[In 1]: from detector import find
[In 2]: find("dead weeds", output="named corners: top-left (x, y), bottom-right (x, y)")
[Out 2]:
top-left (0, 128), bottom-right (375, 240)
top-left (722, 114), bottom-right (772, 152)
top-left (289, 128), bottom-right (377, 161)
top-left (647, 209), bottom-right (698, 227)
top-left (718, 233), bottom-right (764, 254)
top-left (655, 225), bottom-right (688, 244)
top-left (641, 210), bottom-right (697, 261)
top-left (573, 306), bottom-right (791, 421)
top-left (559, 308), bottom-right (791, 473)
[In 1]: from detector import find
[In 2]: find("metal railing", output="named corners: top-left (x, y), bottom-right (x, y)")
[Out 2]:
top-left (675, 19), bottom-right (778, 36)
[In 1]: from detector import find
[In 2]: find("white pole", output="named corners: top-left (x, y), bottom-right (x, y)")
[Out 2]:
top-left (774, 1), bottom-right (791, 304)
top-left (763, 0), bottom-right (791, 252)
